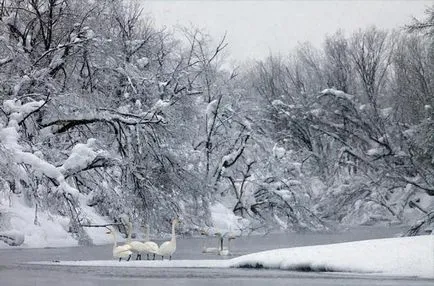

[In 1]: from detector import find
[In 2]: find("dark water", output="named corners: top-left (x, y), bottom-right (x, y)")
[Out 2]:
top-left (0, 225), bottom-right (432, 286)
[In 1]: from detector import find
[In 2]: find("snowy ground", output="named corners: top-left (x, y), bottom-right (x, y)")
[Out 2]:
top-left (0, 196), bottom-right (113, 248)
top-left (30, 235), bottom-right (434, 278)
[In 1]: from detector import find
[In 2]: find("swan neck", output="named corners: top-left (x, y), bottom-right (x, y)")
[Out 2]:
top-left (111, 231), bottom-right (117, 248)
top-left (171, 221), bottom-right (177, 242)
top-left (127, 222), bottom-right (132, 243)
top-left (145, 224), bottom-right (150, 242)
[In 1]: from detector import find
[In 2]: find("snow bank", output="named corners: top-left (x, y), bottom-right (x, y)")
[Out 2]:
top-left (32, 235), bottom-right (434, 278)
top-left (0, 230), bottom-right (25, 246)
top-left (231, 235), bottom-right (434, 278)
top-left (0, 196), bottom-right (77, 248)
top-left (0, 194), bottom-right (112, 248)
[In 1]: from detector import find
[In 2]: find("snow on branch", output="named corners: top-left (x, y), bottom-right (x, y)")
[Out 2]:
top-left (221, 135), bottom-right (250, 169)
top-left (42, 109), bottom-right (166, 134)
top-left (0, 56), bottom-right (12, 66)
top-left (59, 139), bottom-right (117, 178)
top-left (0, 99), bottom-right (113, 198)
top-left (3, 99), bottom-right (46, 127)
top-left (320, 88), bottom-right (355, 101)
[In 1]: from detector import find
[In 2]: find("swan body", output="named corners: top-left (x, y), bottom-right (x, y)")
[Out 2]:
top-left (141, 224), bottom-right (159, 260)
top-left (157, 218), bottom-right (180, 260)
top-left (218, 234), bottom-right (236, 256)
top-left (202, 246), bottom-right (220, 253)
top-left (106, 227), bottom-right (132, 261)
top-left (201, 231), bottom-right (222, 254)
top-left (125, 222), bottom-right (159, 260)
top-left (143, 241), bottom-right (159, 256)
top-left (125, 222), bottom-right (145, 260)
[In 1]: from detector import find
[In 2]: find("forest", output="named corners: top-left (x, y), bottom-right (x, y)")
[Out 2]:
top-left (0, 0), bottom-right (433, 246)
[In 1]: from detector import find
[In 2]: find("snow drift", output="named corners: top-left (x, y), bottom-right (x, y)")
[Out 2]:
top-left (230, 235), bottom-right (434, 278)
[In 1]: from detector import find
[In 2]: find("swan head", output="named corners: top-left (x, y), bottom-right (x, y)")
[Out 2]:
top-left (172, 218), bottom-right (180, 225)
top-left (214, 232), bottom-right (222, 238)
top-left (200, 228), bottom-right (209, 236)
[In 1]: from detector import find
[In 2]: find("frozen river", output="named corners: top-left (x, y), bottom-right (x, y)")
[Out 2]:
top-left (0, 226), bottom-right (432, 286)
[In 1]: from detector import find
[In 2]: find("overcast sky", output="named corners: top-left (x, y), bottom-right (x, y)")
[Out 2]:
top-left (141, 1), bottom-right (432, 62)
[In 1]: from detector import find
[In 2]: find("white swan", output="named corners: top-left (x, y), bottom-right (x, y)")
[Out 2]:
top-left (218, 235), bottom-right (236, 256)
top-left (139, 224), bottom-right (159, 260)
top-left (125, 222), bottom-right (146, 260)
top-left (157, 218), bottom-right (180, 260)
top-left (106, 227), bottom-right (132, 261)
top-left (201, 230), bottom-right (222, 254)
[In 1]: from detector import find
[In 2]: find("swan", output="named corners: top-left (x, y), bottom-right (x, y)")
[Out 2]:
top-left (139, 224), bottom-right (159, 260)
top-left (218, 235), bottom-right (236, 256)
top-left (125, 222), bottom-right (146, 260)
top-left (106, 227), bottom-right (133, 261)
top-left (157, 218), bottom-right (180, 260)
top-left (201, 230), bottom-right (222, 254)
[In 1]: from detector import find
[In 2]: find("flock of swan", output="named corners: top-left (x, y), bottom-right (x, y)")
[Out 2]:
top-left (106, 218), bottom-right (179, 261)
top-left (106, 218), bottom-right (237, 261)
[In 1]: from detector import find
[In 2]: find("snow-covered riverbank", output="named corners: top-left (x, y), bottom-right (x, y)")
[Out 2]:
top-left (31, 235), bottom-right (434, 278)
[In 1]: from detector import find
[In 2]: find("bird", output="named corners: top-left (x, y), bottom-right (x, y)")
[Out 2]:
top-left (157, 218), bottom-right (180, 260)
top-left (218, 234), bottom-right (236, 256)
top-left (141, 224), bottom-right (159, 260)
top-left (201, 229), bottom-right (222, 254)
top-left (106, 227), bottom-right (133, 262)
top-left (125, 222), bottom-right (147, 260)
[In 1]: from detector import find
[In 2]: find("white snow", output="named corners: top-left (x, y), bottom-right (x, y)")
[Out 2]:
top-left (230, 235), bottom-right (434, 278)
top-left (0, 194), bottom-right (113, 248)
top-left (366, 148), bottom-right (383, 156)
top-left (3, 99), bottom-right (44, 124)
top-left (31, 235), bottom-right (434, 278)
top-left (137, 57), bottom-right (149, 69)
top-left (271, 99), bottom-right (285, 108)
top-left (206, 100), bottom-right (218, 131)
top-left (59, 138), bottom-right (98, 174)
top-left (380, 107), bottom-right (393, 118)
top-left (0, 100), bottom-right (114, 247)
top-left (0, 230), bottom-right (25, 246)
top-left (272, 144), bottom-right (286, 159)
top-left (151, 99), bottom-right (170, 111)
top-left (0, 196), bottom-right (77, 248)
top-left (0, 56), bottom-right (11, 65)
top-left (321, 88), bottom-right (354, 101)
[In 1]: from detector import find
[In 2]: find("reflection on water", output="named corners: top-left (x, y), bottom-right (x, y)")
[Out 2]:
top-left (1, 225), bottom-right (431, 286)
